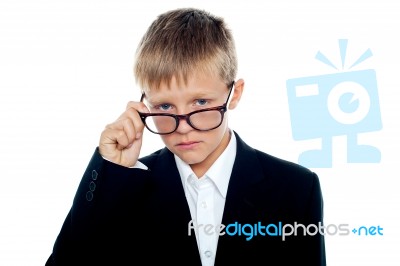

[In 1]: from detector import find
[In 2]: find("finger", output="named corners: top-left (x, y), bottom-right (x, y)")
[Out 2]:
top-left (124, 108), bottom-right (145, 140)
top-left (123, 102), bottom-right (150, 139)
top-left (106, 117), bottom-right (137, 146)
top-left (101, 127), bottom-right (130, 150)
top-left (125, 101), bottom-right (149, 113)
top-left (115, 129), bottom-right (130, 150)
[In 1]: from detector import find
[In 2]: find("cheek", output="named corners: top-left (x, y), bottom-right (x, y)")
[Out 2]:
top-left (206, 120), bottom-right (228, 145)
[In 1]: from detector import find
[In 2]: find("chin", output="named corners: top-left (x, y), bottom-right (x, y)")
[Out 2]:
top-left (177, 152), bottom-right (206, 165)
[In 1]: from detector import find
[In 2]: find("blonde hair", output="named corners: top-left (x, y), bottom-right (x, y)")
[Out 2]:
top-left (134, 8), bottom-right (237, 93)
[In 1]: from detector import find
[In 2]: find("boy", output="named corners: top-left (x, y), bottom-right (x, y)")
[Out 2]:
top-left (46, 7), bottom-right (326, 266)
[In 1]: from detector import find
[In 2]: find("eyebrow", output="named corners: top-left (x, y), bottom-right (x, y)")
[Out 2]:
top-left (144, 91), bottom-right (219, 105)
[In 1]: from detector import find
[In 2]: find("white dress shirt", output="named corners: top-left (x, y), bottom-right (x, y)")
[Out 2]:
top-left (103, 131), bottom-right (237, 265)
top-left (175, 131), bottom-right (237, 266)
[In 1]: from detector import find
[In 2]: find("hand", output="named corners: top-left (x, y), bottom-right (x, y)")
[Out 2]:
top-left (99, 101), bottom-right (149, 167)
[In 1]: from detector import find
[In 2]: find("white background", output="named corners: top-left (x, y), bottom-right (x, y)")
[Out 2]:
top-left (1, 0), bottom-right (399, 265)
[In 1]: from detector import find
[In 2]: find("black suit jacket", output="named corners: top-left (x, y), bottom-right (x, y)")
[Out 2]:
top-left (46, 131), bottom-right (326, 265)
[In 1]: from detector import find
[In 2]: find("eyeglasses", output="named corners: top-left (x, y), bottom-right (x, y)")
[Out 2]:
top-left (138, 82), bottom-right (235, 135)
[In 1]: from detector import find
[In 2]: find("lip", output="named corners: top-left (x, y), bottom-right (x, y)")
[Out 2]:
top-left (176, 141), bottom-right (201, 150)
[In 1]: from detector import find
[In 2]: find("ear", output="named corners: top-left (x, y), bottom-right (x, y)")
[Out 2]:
top-left (228, 79), bottom-right (244, 110)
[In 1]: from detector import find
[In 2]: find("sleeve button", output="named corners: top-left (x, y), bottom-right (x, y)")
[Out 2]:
top-left (86, 191), bottom-right (94, 201)
top-left (89, 181), bottom-right (96, 192)
top-left (92, 170), bottom-right (98, 180)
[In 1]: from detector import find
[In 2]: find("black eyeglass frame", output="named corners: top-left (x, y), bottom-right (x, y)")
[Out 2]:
top-left (138, 81), bottom-right (235, 135)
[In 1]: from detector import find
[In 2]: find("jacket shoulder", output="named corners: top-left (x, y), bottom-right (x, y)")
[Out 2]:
top-left (138, 148), bottom-right (170, 168)
top-left (255, 149), bottom-right (315, 177)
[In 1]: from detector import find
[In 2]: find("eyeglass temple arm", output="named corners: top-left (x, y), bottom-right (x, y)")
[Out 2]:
top-left (225, 81), bottom-right (235, 105)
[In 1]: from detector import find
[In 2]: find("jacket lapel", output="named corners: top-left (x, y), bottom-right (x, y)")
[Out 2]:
top-left (147, 148), bottom-right (201, 264)
top-left (221, 131), bottom-right (267, 225)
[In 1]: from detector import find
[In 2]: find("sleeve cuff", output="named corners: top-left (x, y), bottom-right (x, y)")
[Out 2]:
top-left (101, 155), bottom-right (148, 170)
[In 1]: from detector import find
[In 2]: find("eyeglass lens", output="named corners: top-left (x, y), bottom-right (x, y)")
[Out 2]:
top-left (144, 109), bottom-right (223, 134)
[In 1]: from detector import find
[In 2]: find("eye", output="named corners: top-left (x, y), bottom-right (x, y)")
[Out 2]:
top-left (195, 99), bottom-right (208, 106)
top-left (156, 103), bottom-right (172, 111)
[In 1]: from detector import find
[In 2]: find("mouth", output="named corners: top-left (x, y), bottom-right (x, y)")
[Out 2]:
top-left (176, 141), bottom-right (201, 150)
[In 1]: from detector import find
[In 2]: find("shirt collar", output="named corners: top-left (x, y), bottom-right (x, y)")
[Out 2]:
top-left (175, 130), bottom-right (237, 198)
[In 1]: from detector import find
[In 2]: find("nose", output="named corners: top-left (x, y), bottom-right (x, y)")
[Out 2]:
top-left (175, 115), bottom-right (193, 134)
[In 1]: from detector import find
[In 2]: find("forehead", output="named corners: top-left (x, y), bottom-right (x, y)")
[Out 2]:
top-left (144, 75), bottom-right (228, 102)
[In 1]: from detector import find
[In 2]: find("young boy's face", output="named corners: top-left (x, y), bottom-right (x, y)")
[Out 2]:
top-left (143, 74), bottom-right (243, 176)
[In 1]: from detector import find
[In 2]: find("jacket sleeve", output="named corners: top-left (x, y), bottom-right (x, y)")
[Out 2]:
top-left (45, 148), bottom-right (151, 266)
top-left (304, 172), bottom-right (326, 266)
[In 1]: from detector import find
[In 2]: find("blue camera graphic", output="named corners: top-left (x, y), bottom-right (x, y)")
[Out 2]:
top-left (286, 40), bottom-right (382, 168)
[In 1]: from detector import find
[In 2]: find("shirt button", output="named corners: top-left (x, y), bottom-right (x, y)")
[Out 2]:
top-left (204, 250), bottom-right (213, 258)
top-left (201, 201), bottom-right (207, 208)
